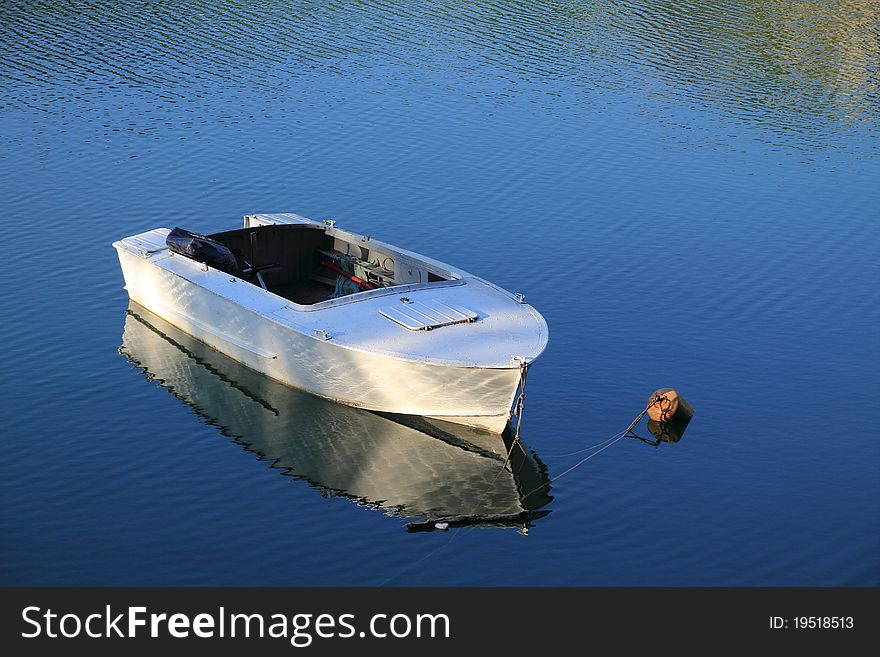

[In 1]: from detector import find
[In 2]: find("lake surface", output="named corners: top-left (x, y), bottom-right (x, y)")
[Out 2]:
top-left (1, 0), bottom-right (877, 586)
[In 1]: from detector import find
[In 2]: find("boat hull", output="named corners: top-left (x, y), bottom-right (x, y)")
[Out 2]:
top-left (116, 248), bottom-right (521, 431)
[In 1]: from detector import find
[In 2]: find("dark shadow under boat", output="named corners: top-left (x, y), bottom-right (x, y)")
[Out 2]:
top-left (119, 303), bottom-right (552, 530)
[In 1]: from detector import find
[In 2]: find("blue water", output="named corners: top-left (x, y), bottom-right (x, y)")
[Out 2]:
top-left (1, 1), bottom-right (878, 586)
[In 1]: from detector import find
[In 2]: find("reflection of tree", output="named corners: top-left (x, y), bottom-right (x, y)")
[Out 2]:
top-left (564, 1), bottom-right (879, 136)
top-left (1, 0), bottom-right (876, 140)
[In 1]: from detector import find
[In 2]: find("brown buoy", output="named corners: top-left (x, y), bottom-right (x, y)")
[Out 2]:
top-left (647, 388), bottom-right (694, 423)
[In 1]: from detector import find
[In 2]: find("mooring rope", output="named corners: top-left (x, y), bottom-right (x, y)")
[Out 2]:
top-left (539, 429), bottom-right (628, 459)
top-left (517, 394), bottom-right (664, 505)
top-left (380, 395), bottom-right (666, 585)
top-left (511, 361), bottom-right (528, 443)
top-left (496, 360), bottom-right (530, 475)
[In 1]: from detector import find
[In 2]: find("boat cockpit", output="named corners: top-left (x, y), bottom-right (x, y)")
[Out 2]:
top-left (167, 223), bottom-right (453, 306)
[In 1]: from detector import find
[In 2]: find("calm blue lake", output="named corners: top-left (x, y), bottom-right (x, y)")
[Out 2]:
top-left (1, 0), bottom-right (877, 586)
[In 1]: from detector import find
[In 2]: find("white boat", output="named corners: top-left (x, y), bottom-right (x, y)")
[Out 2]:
top-left (113, 212), bottom-right (548, 433)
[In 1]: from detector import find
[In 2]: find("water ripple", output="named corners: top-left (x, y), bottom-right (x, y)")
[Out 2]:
top-left (2, 1), bottom-right (877, 154)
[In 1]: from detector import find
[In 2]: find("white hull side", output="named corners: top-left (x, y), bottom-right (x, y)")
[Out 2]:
top-left (117, 249), bottom-right (521, 429)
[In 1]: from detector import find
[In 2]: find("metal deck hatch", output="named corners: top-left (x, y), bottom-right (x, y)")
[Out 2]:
top-left (379, 299), bottom-right (477, 331)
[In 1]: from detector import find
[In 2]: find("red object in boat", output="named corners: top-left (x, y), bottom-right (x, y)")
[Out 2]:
top-left (321, 260), bottom-right (377, 289)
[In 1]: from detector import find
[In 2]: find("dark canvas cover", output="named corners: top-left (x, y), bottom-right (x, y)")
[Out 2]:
top-left (166, 227), bottom-right (240, 275)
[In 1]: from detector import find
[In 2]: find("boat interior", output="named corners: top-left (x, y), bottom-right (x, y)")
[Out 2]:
top-left (207, 223), bottom-right (451, 305)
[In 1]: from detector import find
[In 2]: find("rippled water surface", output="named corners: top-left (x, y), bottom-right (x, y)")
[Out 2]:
top-left (1, 1), bottom-right (878, 585)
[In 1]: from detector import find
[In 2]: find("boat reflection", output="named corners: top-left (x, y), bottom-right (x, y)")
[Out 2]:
top-left (119, 303), bottom-right (552, 529)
